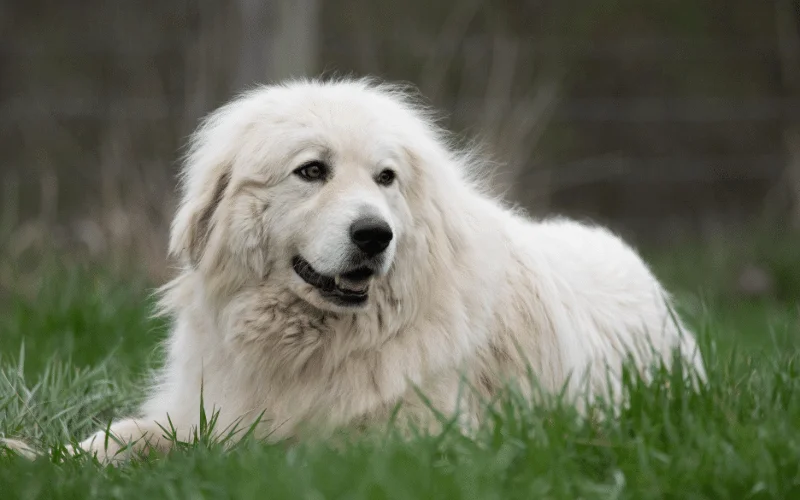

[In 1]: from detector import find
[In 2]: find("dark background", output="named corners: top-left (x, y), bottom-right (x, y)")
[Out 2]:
top-left (2, 0), bottom-right (798, 280)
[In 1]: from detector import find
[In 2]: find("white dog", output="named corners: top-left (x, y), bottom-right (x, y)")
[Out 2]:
top-left (5, 78), bottom-right (704, 462)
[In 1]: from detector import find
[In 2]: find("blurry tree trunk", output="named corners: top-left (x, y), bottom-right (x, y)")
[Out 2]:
top-left (235, 0), bottom-right (320, 89)
top-left (182, 0), bottom-right (320, 133)
top-left (775, 0), bottom-right (800, 227)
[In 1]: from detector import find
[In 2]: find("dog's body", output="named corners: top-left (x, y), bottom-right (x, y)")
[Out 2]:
top-left (6, 78), bottom-right (705, 462)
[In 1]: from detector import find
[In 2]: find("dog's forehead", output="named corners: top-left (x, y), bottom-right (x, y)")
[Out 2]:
top-left (263, 93), bottom-right (405, 161)
top-left (271, 85), bottom-right (405, 128)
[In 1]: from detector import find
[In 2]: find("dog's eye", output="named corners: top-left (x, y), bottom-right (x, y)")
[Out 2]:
top-left (376, 169), bottom-right (396, 186)
top-left (294, 161), bottom-right (328, 182)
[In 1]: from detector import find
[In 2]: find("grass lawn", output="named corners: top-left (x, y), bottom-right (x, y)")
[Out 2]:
top-left (1, 238), bottom-right (799, 499)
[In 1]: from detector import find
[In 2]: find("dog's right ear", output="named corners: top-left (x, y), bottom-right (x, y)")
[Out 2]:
top-left (169, 155), bottom-right (232, 266)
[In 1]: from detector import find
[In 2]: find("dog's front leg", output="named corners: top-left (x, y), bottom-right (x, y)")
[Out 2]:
top-left (73, 418), bottom-right (184, 464)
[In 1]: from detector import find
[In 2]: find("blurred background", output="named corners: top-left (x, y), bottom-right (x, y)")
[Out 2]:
top-left (1, 0), bottom-right (799, 303)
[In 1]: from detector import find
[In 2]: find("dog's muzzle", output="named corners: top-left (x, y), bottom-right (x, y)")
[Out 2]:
top-left (293, 215), bottom-right (393, 307)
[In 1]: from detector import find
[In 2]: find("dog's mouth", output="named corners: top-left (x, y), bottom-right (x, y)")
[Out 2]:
top-left (292, 256), bottom-right (373, 306)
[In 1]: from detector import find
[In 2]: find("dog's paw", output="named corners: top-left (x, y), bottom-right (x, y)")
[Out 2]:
top-left (1, 438), bottom-right (38, 460)
top-left (74, 431), bottom-right (133, 465)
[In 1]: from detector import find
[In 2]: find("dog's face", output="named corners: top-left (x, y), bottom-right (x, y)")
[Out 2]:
top-left (170, 81), bottom-right (430, 312)
top-left (251, 122), bottom-right (411, 312)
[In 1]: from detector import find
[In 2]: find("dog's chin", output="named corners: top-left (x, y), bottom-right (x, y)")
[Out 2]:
top-left (291, 256), bottom-right (375, 312)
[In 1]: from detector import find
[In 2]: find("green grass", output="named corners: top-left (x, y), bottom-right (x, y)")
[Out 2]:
top-left (1, 241), bottom-right (799, 499)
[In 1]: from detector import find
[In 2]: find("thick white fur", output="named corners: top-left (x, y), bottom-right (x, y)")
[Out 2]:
top-left (7, 78), bottom-right (705, 462)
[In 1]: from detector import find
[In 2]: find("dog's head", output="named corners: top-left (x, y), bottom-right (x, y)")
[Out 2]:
top-left (168, 78), bottom-right (459, 312)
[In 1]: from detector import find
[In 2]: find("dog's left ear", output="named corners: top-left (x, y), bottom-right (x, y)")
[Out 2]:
top-left (169, 159), bottom-right (232, 266)
top-left (169, 98), bottom-right (249, 266)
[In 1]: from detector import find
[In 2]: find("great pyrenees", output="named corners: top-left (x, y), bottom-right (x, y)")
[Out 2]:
top-left (5, 77), bottom-right (704, 463)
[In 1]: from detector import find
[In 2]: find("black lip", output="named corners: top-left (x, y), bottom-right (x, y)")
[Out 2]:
top-left (292, 256), bottom-right (370, 305)
top-left (341, 266), bottom-right (374, 281)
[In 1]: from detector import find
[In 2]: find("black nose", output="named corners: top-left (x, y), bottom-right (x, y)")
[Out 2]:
top-left (349, 216), bottom-right (393, 256)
